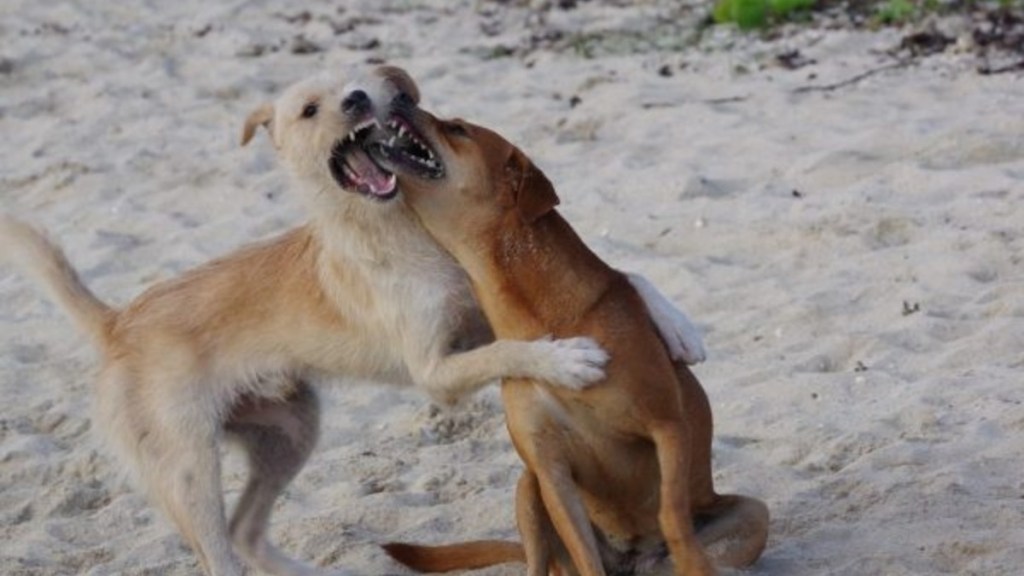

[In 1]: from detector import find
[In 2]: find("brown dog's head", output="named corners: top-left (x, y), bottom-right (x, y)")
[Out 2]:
top-left (241, 66), bottom-right (420, 206)
top-left (369, 104), bottom-right (560, 252)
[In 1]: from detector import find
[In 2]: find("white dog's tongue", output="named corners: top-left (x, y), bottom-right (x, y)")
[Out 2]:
top-left (345, 148), bottom-right (396, 197)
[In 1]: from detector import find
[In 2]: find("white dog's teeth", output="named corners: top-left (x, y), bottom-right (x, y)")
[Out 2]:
top-left (398, 125), bottom-right (408, 138)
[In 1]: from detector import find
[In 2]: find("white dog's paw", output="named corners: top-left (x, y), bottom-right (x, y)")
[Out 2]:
top-left (626, 272), bottom-right (707, 365)
top-left (646, 292), bottom-right (707, 365)
top-left (531, 336), bottom-right (609, 390)
top-left (656, 309), bottom-right (707, 365)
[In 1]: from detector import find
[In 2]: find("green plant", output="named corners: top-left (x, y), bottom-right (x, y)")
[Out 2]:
top-left (714, 0), bottom-right (766, 29)
top-left (874, 0), bottom-right (917, 24)
top-left (713, 0), bottom-right (817, 30)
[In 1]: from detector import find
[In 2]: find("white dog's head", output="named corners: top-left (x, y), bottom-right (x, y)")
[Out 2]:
top-left (242, 66), bottom-right (420, 205)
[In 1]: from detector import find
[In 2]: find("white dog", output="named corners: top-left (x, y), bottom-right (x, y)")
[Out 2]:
top-left (0, 66), bottom-right (705, 576)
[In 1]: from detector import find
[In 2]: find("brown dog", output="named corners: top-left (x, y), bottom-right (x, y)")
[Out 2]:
top-left (373, 105), bottom-right (770, 575)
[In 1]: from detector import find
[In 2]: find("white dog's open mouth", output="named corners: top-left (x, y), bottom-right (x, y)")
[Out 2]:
top-left (328, 119), bottom-right (398, 201)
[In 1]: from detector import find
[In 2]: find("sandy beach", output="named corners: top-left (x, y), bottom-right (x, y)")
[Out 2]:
top-left (2, 1), bottom-right (1023, 574)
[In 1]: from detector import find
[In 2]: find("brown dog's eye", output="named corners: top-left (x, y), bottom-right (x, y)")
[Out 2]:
top-left (301, 103), bottom-right (318, 119)
top-left (394, 92), bottom-right (416, 108)
top-left (445, 122), bottom-right (468, 137)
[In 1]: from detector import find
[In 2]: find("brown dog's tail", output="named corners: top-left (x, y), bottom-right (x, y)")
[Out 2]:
top-left (382, 540), bottom-right (525, 573)
top-left (0, 215), bottom-right (115, 349)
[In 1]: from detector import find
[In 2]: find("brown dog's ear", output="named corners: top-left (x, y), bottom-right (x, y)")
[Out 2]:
top-left (504, 147), bottom-right (560, 224)
top-left (376, 65), bottom-right (420, 105)
top-left (241, 103), bottom-right (274, 147)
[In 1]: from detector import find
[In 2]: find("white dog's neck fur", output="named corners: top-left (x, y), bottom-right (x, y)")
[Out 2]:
top-left (311, 191), bottom-right (439, 267)
top-left (302, 173), bottom-right (470, 328)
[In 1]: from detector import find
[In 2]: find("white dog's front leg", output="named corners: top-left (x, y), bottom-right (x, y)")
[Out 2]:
top-left (626, 272), bottom-right (706, 365)
top-left (410, 336), bottom-right (609, 405)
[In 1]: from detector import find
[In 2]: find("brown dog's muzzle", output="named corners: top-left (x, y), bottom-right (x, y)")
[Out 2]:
top-left (368, 108), bottom-right (444, 181)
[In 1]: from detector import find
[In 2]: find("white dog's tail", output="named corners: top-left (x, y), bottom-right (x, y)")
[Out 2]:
top-left (0, 214), bottom-right (115, 349)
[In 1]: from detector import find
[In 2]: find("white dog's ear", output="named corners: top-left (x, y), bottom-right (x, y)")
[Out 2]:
top-left (241, 103), bottom-right (274, 147)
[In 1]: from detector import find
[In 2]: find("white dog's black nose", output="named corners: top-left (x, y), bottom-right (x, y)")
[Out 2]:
top-left (342, 90), bottom-right (371, 116)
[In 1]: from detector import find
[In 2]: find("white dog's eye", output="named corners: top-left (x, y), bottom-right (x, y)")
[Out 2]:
top-left (301, 102), bottom-right (319, 119)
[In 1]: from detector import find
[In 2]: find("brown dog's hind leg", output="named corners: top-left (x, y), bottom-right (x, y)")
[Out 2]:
top-left (225, 380), bottom-right (321, 576)
top-left (672, 364), bottom-right (716, 509)
top-left (650, 422), bottom-right (717, 576)
top-left (673, 363), bottom-right (769, 569)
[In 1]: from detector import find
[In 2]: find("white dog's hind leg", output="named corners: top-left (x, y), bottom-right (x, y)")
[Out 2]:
top-left (144, 413), bottom-right (246, 576)
top-left (226, 381), bottom-right (323, 576)
top-left (94, 366), bottom-right (245, 576)
top-left (100, 363), bottom-right (246, 575)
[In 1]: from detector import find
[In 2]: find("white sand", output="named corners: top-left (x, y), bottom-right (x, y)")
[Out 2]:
top-left (2, 1), bottom-right (1023, 574)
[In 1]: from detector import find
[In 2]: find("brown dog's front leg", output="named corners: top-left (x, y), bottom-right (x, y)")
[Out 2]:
top-left (534, 463), bottom-right (606, 576)
top-left (651, 423), bottom-right (717, 576)
top-left (516, 471), bottom-right (557, 576)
